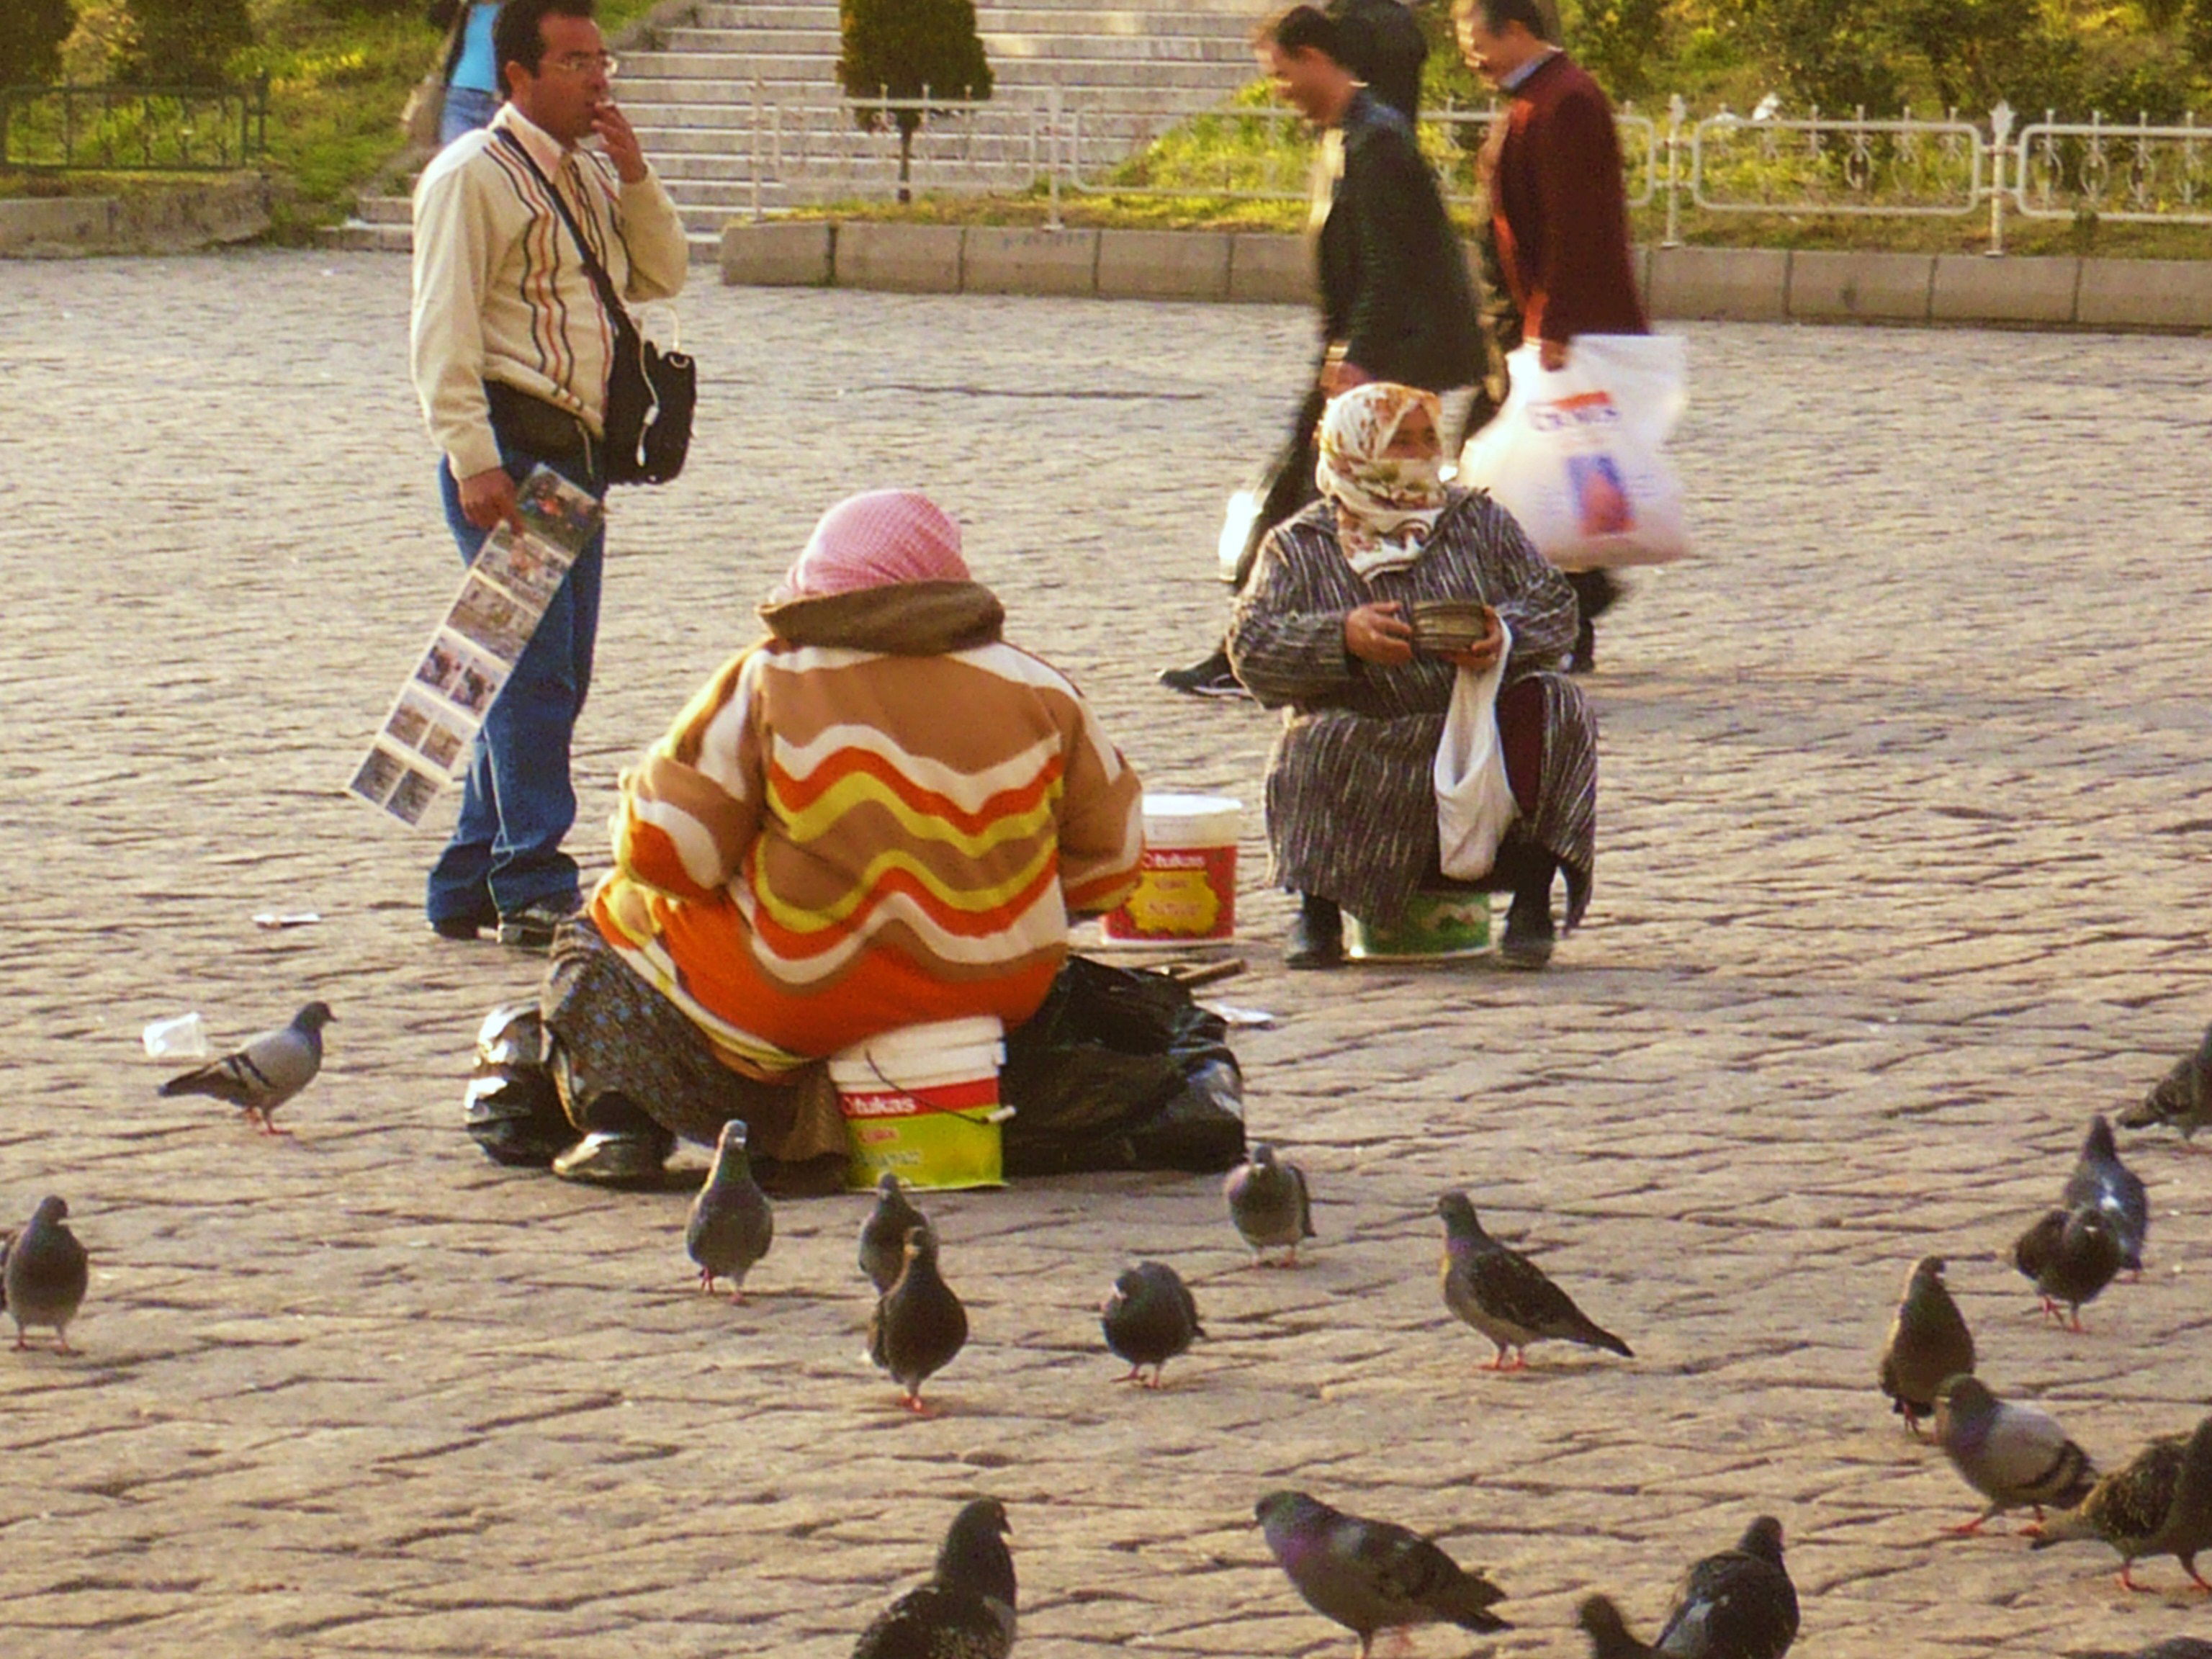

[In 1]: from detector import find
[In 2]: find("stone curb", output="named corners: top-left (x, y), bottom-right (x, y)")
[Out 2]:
top-left (721, 220), bottom-right (2212, 333)
top-left (0, 175), bottom-right (272, 258)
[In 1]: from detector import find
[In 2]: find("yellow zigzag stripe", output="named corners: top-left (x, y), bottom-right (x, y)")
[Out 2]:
top-left (750, 839), bottom-right (1060, 937)
top-left (769, 765), bottom-right (1064, 859)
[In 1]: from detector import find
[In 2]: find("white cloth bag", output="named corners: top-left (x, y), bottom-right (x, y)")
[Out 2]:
top-left (1457, 334), bottom-right (1690, 571)
top-left (1433, 619), bottom-right (1518, 881)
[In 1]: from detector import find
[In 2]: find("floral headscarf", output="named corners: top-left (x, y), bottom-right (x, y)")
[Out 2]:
top-left (773, 489), bottom-right (970, 601)
top-left (1315, 382), bottom-right (1447, 577)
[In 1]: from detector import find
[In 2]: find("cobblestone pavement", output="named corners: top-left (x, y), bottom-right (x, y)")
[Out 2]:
top-left (3, 251), bottom-right (2211, 1658)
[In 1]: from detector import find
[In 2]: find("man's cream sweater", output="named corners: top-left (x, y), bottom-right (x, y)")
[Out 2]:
top-left (410, 103), bottom-right (688, 481)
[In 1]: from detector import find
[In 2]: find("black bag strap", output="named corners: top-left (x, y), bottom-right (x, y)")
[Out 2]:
top-left (494, 127), bottom-right (639, 349)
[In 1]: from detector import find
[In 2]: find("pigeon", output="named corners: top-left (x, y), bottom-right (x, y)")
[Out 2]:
top-left (158, 1000), bottom-right (333, 1133)
top-left (2072, 1642), bottom-right (2212, 1659)
top-left (1932, 1374), bottom-right (2096, 1534)
top-left (2031, 1418), bottom-right (2212, 1591)
top-left (859, 1172), bottom-right (932, 1295)
top-left (1255, 1489), bottom-right (1509, 1657)
top-left (1876, 1255), bottom-right (1974, 1437)
top-left (686, 1119), bottom-right (773, 1303)
top-left (1225, 1142), bottom-right (1315, 1267)
top-left (2063, 1114), bottom-right (2150, 1273)
top-left (1638, 1515), bottom-right (1800, 1659)
top-left (2123, 1023), bottom-right (2212, 1143)
top-left (1437, 1191), bottom-right (1632, 1370)
top-left (869, 1226), bottom-right (968, 1413)
top-left (853, 1496), bottom-right (1016, 1659)
top-left (4, 1197), bottom-right (89, 1354)
top-left (2013, 1205), bottom-right (2123, 1331)
top-left (1575, 1594), bottom-right (1656, 1658)
top-left (1101, 1260), bottom-right (1203, 1387)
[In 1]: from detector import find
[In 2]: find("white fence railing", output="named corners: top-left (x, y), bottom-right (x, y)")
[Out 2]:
top-left (724, 86), bottom-right (2212, 251)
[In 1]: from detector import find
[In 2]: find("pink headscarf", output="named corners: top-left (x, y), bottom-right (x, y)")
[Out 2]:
top-left (775, 490), bottom-right (970, 601)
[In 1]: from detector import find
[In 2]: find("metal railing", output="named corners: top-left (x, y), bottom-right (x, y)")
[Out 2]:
top-left (719, 84), bottom-right (2212, 250)
top-left (0, 77), bottom-right (269, 171)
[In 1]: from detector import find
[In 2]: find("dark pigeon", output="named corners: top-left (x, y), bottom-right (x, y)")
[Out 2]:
top-left (2072, 1642), bottom-right (2212, 1659)
top-left (1101, 1260), bottom-right (1203, 1388)
top-left (158, 1000), bottom-right (333, 1133)
top-left (853, 1497), bottom-right (1015, 1659)
top-left (5, 1197), bottom-right (89, 1354)
top-left (1933, 1375), bottom-right (2095, 1535)
top-left (2063, 1114), bottom-right (2149, 1273)
top-left (2033, 1425), bottom-right (2200, 1591)
top-left (859, 1172), bottom-right (932, 1295)
top-left (686, 1119), bottom-right (773, 1303)
top-left (869, 1226), bottom-right (968, 1413)
top-left (1256, 1489), bottom-right (1509, 1658)
top-left (1437, 1191), bottom-right (1631, 1370)
top-left (1647, 1515), bottom-right (1799, 1659)
top-left (2122, 1024), bottom-right (2212, 1143)
top-left (1876, 1255), bottom-right (1974, 1437)
top-left (1225, 1143), bottom-right (1315, 1267)
top-left (1577, 1595), bottom-right (1655, 1658)
top-left (2013, 1205), bottom-right (2122, 1331)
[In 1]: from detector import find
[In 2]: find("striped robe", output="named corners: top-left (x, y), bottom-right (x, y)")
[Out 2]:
top-left (1226, 488), bottom-right (1596, 929)
top-left (591, 580), bottom-right (1145, 1078)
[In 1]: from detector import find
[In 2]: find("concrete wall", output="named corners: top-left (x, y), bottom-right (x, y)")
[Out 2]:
top-left (722, 218), bottom-right (2212, 334)
top-left (0, 176), bottom-right (271, 258)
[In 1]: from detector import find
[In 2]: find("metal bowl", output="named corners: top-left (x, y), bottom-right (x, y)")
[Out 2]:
top-left (1408, 598), bottom-right (1491, 654)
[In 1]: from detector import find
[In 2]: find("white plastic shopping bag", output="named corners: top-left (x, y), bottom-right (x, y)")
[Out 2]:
top-left (1215, 487), bottom-right (1261, 583)
top-left (1433, 619), bottom-right (1518, 881)
top-left (1457, 334), bottom-right (1690, 571)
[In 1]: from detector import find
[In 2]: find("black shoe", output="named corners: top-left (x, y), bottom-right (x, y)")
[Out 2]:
top-left (428, 902), bottom-right (498, 941)
top-left (498, 897), bottom-right (580, 953)
top-left (550, 1129), bottom-right (675, 1187)
top-left (1159, 646), bottom-right (1249, 699)
top-left (1285, 894), bottom-right (1344, 970)
top-left (1499, 886), bottom-right (1556, 971)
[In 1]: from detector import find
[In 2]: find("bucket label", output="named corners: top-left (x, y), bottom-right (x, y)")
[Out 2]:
top-left (1103, 842), bottom-right (1237, 942)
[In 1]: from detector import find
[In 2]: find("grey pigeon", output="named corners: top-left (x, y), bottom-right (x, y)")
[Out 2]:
top-left (1225, 1142), bottom-right (1315, 1267)
top-left (158, 1000), bottom-right (333, 1133)
top-left (4, 1197), bottom-right (89, 1354)
top-left (859, 1172), bottom-right (932, 1295)
top-left (1100, 1260), bottom-right (1203, 1388)
top-left (1647, 1515), bottom-right (1799, 1659)
top-left (1933, 1374), bottom-right (2095, 1534)
top-left (2031, 1417), bottom-right (2212, 1591)
top-left (1876, 1255), bottom-right (1974, 1437)
top-left (2122, 1024), bottom-right (2212, 1143)
top-left (1255, 1489), bottom-right (1509, 1657)
top-left (2013, 1205), bottom-right (2122, 1331)
top-left (869, 1226), bottom-right (968, 1413)
top-left (853, 1497), bottom-right (1015, 1659)
top-left (1437, 1191), bottom-right (1632, 1370)
top-left (686, 1120), bottom-right (773, 1303)
top-left (2062, 1114), bottom-right (2149, 1273)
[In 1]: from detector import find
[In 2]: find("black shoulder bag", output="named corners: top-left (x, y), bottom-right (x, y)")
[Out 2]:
top-left (498, 130), bottom-right (696, 487)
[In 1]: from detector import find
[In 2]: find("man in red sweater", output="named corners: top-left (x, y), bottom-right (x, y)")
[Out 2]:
top-left (1455, 0), bottom-right (1646, 670)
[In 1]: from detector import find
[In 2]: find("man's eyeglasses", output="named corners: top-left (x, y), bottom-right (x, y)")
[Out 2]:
top-left (545, 51), bottom-right (618, 76)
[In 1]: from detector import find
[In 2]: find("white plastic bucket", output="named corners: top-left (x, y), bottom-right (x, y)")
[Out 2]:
top-left (1101, 792), bottom-right (1242, 943)
top-left (829, 1016), bottom-right (1009, 1191)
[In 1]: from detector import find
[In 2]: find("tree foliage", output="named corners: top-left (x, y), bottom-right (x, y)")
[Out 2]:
top-left (837, 0), bottom-right (993, 198)
top-left (120, 0), bottom-right (257, 84)
top-left (2, 0), bottom-right (78, 87)
top-left (1565, 0), bottom-right (1667, 97)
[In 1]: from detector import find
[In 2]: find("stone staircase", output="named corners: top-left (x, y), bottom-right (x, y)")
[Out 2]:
top-left (327, 0), bottom-right (1266, 253)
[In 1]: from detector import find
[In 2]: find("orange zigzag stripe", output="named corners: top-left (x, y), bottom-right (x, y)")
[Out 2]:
top-left (767, 746), bottom-right (1064, 835)
top-left (749, 855), bottom-right (1062, 955)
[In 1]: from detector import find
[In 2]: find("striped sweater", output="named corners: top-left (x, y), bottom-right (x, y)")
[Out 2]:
top-left (410, 102), bottom-right (689, 481)
top-left (591, 581), bottom-right (1146, 1077)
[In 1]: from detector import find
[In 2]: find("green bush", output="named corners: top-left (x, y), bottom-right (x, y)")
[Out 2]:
top-left (120, 0), bottom-right (256, 84)
top-left (837, 0), bottom-right (993, 201)
top-left (2, 0), bottom-right (78, 87)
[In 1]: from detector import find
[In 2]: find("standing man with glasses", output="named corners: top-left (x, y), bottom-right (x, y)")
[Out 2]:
top-left (410, 0), bottom-right (687, 951)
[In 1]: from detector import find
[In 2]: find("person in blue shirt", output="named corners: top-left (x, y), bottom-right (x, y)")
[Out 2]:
top-left (430, 0), bottom-right (505, 145)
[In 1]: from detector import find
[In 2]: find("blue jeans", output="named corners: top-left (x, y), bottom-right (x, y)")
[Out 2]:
top-left (427, 439), bottom-right (604, 926)
top-left (439, 85), bottom-right (500, 148)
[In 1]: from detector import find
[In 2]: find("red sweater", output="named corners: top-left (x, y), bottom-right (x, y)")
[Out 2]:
top-left (1491, 52), bottom-right (1648, 346)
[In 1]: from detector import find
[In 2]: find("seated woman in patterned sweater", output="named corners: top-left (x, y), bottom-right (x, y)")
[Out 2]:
top-left (1227, 382), bottom-right (1596, 971)
top-left (538, 490), bottom-right (1147, 1187)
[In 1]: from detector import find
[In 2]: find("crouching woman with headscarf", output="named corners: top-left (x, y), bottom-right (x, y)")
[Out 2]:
top-left (537, 490), bottom-right (1146, 1188)
top-left (1227, 382), bottom-right (1596, 971)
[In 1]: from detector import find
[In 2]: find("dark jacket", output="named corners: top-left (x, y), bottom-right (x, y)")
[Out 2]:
top-left (1317, 91), bottom-right (1482, 392)
top-left (1326, 0), bottom-right (1426, 122)
top-left (1491, 51), bottom-right (1648, 343)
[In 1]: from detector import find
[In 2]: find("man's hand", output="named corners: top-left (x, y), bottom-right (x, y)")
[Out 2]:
top-left (1439, 606), bottom-right (1506, 673)
top-left (1539, 337), bottom-right (1569, 372)
top-left (458, 465), bottom-right (522, 534)
top-left (592, 101), bottom-right (648, 184)
top-left (1320, 357), bottom-right (1372, 398)
top-left (1344, 601), bottom-right (1415, 667)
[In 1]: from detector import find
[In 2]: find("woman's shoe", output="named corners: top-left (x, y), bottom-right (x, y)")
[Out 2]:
top-left (1498, 886), bottom-right (1556, 970)
top-left (1285, 894), bottom-right (1344, 970)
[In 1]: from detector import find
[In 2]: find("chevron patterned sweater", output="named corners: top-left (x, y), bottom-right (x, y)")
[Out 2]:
top-left (590, 581), bottom-right (1145, 1077)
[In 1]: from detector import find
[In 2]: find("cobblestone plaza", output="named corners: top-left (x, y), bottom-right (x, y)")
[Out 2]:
top-left (1, 251), bottom-right (2209, 1655)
